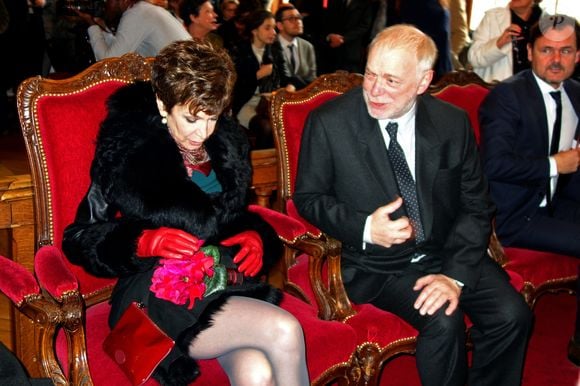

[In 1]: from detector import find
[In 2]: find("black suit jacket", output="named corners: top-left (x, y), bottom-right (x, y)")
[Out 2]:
top-left (294, 87), bottom-right (494, 301)
top-left (479, 70), bottom-right (580, 245)
top-left (319, 0), bottom-right (373, 73)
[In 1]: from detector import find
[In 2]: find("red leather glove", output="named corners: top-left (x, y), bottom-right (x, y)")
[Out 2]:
top-left (137, 227), bottom-right (203, 260)
top-left (220, 230), bottom-right (263, 277)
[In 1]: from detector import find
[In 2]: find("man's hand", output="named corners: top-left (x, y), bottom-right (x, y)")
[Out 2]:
top-left (221, 231), bottom-right (263, 277)
top-left (413, 274), bottom-right (462, 316)
top-left (327, 33), bottom-right (344, 48)
top-left (370, 197), bottom-right (413, 248)
top-left (554, 148), bottom-right (580, 174)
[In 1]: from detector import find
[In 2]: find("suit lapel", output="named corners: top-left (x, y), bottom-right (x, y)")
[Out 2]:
top-left (414, 96), bottom-right (442, 238)
top-left (524, 71), bottom-right (550, 152)
top-left (564, 79), bottom-right (580, 139)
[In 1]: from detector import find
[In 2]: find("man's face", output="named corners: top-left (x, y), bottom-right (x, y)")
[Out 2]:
top-left (528, 25), bottom-right (580, 88)
top-left (362, 47), bottom-right (432, 119)
top-left (276, 9), bottom-right (303, 38)
top-left (222, 2), bottom-right (237, 21)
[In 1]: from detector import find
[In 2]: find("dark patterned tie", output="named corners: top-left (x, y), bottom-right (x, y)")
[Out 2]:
top-left (549, 91), bottom-right (562, 156)
top-left (547, 91), bottom-right (562, 215)
top-left (386, 122), bottom-right (425, 242)
top-left (288, 44), bottom-right (296, 74)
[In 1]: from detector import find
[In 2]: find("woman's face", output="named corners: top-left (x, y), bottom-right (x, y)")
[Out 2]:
top-left (158, 100), bottom-right (218, 151)
top-left (252, 17), bottom-right (276, 46)
top-left (509, 0), bottom-right (534, 12)
top-left (191, 1), bottom-right (218, 33)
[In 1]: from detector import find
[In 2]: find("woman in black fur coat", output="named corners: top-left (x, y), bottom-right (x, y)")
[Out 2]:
top-left (62, 40), bottom-right (309, 386)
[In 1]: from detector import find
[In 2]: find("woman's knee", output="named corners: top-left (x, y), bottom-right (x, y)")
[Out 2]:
top-left (220, 349), bottom-right (275, 386)
top-left (269, 312), bottom-right (305, 350)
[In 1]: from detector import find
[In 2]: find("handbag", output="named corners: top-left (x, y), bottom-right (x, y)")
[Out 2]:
top-left (102, 302), bottom-right (175, 386)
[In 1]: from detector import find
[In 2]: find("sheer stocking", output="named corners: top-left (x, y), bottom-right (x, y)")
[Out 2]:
top-left (188, 296), bottom-right (309, 386)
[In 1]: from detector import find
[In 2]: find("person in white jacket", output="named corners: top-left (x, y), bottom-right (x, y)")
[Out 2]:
top-left (468, 0), bottom-right (542, 83)
top-left (76, 0), bottom-right (191, 61)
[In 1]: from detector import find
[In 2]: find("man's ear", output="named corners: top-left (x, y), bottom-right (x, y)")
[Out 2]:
top-left (417, 69), bottom-right (434, 95)
top-left (527, 43), bottom-right (533, 63)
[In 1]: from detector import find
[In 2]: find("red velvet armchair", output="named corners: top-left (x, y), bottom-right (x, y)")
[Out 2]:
top-left (429, 70), bottom-right (578, 308)
top-left (268, 71), bottom-right (532, 385)
top-left (10, 53), bottom-right (387, 386)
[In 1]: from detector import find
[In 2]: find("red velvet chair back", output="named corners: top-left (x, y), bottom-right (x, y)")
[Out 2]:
top-left (18, 55), bottom-right (153, 300)
top-left (270, 71), bottom-right (364, 235)
top-left (429, 70), bottom-right (577, 307)
top-left (429, 71), bottom-right (494, 144)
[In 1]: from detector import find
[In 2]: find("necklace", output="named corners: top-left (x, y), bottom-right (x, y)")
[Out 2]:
top-left (179, 145), bottom-right (209, 166)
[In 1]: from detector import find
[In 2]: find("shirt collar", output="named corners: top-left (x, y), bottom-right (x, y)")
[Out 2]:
top-left (532, 71), bottom-right (563, 94)
top-left (379, 102), bottom-right (417, 132)
top-left (278, 35), bottom-right (297, 47)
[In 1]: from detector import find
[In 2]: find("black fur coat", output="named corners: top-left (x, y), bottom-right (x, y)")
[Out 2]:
top-left (62, 82), bottom-right (282, 385)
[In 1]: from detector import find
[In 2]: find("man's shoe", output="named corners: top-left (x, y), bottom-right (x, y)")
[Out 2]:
top-left (568, 337), bottom-right (580, 367)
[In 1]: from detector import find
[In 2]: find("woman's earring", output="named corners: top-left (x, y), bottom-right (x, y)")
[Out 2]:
top-left (161, 113), bottom-right (168, 125)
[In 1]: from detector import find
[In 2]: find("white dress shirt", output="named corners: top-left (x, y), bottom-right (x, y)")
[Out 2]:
top-left (533, 72), bottom-right (579, 206)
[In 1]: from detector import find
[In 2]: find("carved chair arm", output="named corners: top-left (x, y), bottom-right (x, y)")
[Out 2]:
top-left (248, 205), bottom-right (355, 321)
top-left (288, 235), bottom-right (355, 322)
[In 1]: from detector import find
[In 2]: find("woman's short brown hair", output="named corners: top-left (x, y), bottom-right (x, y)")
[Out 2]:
top-left (152, 39), bottom-right (236, 116)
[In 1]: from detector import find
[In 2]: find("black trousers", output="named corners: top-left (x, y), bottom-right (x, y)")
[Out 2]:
top-left (366, 258), bottom-right (533, 386)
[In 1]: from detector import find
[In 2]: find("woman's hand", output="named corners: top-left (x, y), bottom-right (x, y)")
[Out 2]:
top-left (496, 24), bottom-right (522, 49)
top-left (137, 227), bottom-right (203, 260)
top-left (221, 231), bottom-right (263, 277)
top-left (257, 64), bottom-right (273, 80)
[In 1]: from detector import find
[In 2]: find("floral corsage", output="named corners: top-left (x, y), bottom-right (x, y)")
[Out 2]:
top-left (149, 245), bottom-right (227, 309)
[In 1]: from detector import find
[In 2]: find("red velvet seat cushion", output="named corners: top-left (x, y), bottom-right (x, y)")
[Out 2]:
top-left (55, 293), bottom-right (359, 385)
top-left (503, 248), bottom-right (578, 287)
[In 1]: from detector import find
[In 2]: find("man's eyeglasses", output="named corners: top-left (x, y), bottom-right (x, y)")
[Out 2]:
top-left (281, 15), bottom-right (303, 22)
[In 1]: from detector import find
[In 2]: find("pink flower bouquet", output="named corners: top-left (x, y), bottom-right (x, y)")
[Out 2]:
top-left (150, 245), bottom-right (227, 309)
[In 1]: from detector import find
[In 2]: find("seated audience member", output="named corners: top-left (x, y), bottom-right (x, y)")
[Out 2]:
top-left (479, 14), bottom-right (580, 365)
top-left (294, 24), bottom-right (533, 386)
top-left (217, 0), bottom-right (259, 53)
top-left (468, 0), bottom-right (542, 82)
top-left (318, 0), bottom-right (373, 74)
top-left (398, 0), bottom-right (453, 80)
top-left (231, 9), bottom-right (293, 149)
top-left (75, 0), bottom-right (190, 60)
top-left (181, 0), bottom-right (223, 47)
top-left (220, 0), bottom-right (238, 22)
top-left (449, 0), bottom-right (471, 69)
top-left (275, 4), bottom-right (316, 90)
top-left (62, 39), bottom-right (309, 385)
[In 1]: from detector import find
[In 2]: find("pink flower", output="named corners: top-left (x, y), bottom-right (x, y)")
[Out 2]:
top-left (150, 248), bottom-right (216, 310)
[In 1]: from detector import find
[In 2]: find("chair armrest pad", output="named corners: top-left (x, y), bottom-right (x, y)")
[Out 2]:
top-left (0, 256), bottom-right (40, 305)
top-left (34, 246), bottom-right (78, 299)
top-left (248, 204), bottom-right (308, 241)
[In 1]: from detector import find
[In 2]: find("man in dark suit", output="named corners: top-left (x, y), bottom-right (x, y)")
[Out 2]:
top-left (479, 14), bottom-right (580, 366)
top-left (294, 24), bottom-right (532, 386)
top-left (317, 0), bottom-right (372, 74)
top-left (275, 4), bottom-right (317, 90)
